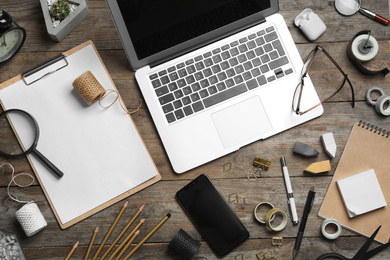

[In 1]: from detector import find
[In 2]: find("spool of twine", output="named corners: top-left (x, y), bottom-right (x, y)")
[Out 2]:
top-left (15, 202), bottom-right (47, 237)
top-left (72, 71), bottom-right (142, 113)
top-left (1, 163), bottom-right (48, 237)
top-left (73, 71), bottom-right (106, 105)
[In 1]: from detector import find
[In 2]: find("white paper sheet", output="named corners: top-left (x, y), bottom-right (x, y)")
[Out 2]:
top-left (0, 44), bottom-right (158, 225)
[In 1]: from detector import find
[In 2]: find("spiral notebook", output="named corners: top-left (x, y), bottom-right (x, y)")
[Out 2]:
top-left (0, 41), bottom-right (161, 229)
top-left (318, 121), bottom-right (390, 243)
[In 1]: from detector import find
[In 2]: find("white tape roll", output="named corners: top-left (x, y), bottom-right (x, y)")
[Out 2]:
top-left (15, 202), bottom-right (47, 237)
top-left (321, 218), bottom-right (342, 240)
top-left (351, 34), bottom-right (379, 62)
top-left (375, 95), bottom-right (390, 116)
top-left (366, 86), bottom-right (386, 106)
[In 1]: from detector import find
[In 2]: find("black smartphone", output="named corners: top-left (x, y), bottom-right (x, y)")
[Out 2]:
top-left (176, 174), bottom-right (249, 257)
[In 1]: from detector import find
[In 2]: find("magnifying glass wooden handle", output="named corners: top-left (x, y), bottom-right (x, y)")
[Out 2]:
top-left (32, 149), bottom-right (64, 178)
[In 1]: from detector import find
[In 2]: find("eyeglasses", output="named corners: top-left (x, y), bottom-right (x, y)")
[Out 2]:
top-left (292, 45), bottom-right (355, 115)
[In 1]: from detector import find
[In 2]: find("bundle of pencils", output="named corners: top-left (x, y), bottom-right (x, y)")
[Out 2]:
top-left (66, 201), bottom-right (171, 259)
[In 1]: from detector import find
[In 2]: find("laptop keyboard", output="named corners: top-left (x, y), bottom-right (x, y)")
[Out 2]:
top-left (149, 25), bottom-right (293, 124)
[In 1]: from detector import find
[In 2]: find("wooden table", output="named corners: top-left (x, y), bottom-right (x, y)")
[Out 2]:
top-left (1, 0), bottom-right (389, 259)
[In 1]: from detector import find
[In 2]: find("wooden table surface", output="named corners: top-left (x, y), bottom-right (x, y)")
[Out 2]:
top-left (1, 0), bottom-right (390, 259)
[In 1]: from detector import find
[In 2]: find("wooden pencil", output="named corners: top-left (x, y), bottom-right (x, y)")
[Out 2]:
top-left (107, 219), bottom-right (145, 260)
top-left (84, 226), bottom-right (99, 260)
top-left (122, 213), bottom-right (171, 260)
top-left (91, 201), bottom-right (128, 260)
top-left (100, 204), bottom-right (144, 259)
top-left (65, 241), bottom-right (79, 260)
top-left (115, 230), bottom-right (140, 260)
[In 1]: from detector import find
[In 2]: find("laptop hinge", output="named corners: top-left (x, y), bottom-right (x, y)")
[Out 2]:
top-left (149, 17), bottom-right (267, 69)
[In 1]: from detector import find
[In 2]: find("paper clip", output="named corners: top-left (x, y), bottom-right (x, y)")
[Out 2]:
top-left (228, 193), bottom-right (246, 204)
top-left (235, 253), bottom-right (244, 260)
top-left (223, 162), bottom-right (232, 172)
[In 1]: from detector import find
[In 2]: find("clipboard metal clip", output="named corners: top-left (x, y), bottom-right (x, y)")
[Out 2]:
top-left (22, 54), bottom-right (69, 85)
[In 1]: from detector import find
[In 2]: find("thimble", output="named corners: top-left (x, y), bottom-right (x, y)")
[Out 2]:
top-left (73, 71), bottom-right (106, 105)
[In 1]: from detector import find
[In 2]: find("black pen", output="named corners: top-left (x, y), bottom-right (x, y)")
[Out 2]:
top-left (293, 187), bottom-right (316, 260)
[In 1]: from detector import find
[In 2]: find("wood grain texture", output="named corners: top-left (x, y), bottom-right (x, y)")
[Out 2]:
top-left (0, 0), bottom-right (390, 259)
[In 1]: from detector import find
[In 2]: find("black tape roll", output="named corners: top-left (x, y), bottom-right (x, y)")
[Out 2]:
top-left (168, 229), bottom-right (201, 260)
top-left (347, 30), bottom-right (389, 76)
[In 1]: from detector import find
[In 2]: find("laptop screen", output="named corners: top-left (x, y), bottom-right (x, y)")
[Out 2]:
top-left (116, 0), bottom-right (272, 60)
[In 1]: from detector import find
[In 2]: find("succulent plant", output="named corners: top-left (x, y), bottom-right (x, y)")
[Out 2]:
top-left (50, 0), bottom-right (71, 21)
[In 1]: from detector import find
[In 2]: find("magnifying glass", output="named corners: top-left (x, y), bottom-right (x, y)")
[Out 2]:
top-left (335, 0), bottom-right (390, 25)
top-left (0, 109), bottom-right (64, 178)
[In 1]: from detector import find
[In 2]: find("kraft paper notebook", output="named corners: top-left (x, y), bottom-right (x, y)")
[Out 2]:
top-left (318, 121), bottom-right (390, 243)
top-left (0, 41), bottom-right (161, 229)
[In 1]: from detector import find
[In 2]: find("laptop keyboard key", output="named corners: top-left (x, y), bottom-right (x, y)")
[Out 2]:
top-left (192, 101), bottom-right (204, 112)
top-left (168, 82), bottom-right (178, 91)
top-left (183, 105), bottom-right (194, 116)
top-left (174, 89), bottom-right (184, 99)
top-left (182, 96), bottom-right (192, 105)
top-left (272, 40), bottom-right (286, 56)
top-left (159, 93), bottom-right (175, 105)
top-left (265, 31), bottom-right (278, 42)
top-left (190, 92), bottom-right (200, 102)
top-left (175, 109), bottom-right (185, 120)
top-left (152, 79), bottom-right (161, 88)
top-left (246, 78), bottom-right (259, 90)
top-left (257, 75), bottom-right (267, 86)
top-left (203, 83), bottom-right (248, 108)
top-left (166, 113), bottom-right (176, 123)
top-left (268, 56), bottom-right (289, 70)
top-left (156, 86), bottom-right (169, 97)
top-left (173, 100), bottom-right (183, 109)
top-left (162, 103), bottom-right (174, 113)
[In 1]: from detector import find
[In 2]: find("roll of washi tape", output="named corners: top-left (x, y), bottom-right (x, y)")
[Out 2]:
top-left (15, 202), bottom-right (48, 237)
top-left (366, 86), bottom-right (386, 106)
top-left (265, 208), bottom-right (288, 232)
top-left (168, 229), bottom-right (201, 260)
top-left (351, 34), bottom-right (379, 62)
top-left (321, 218), bottom-right (342, 240)
top-left (254, 202), bottom-right (275, 224)
top-left (375, 95), bottom-right (390, 116)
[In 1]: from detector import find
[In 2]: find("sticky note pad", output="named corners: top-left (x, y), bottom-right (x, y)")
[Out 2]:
top-left (337, 169), bottom-right (387, 218)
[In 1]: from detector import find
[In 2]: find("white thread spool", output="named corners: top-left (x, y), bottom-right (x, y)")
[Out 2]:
top-left (15, 202), bottom-right (47, 237)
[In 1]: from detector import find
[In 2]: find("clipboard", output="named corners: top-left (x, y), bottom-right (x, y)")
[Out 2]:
top-left (0, 41), bottom-right (161, 229)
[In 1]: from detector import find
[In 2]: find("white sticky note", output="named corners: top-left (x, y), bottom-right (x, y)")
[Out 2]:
top-left (337, 169), bottom-right (387, 218)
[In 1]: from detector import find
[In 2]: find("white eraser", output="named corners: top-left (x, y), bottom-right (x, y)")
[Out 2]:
top-left (321, 132), bottom-right (336, 158)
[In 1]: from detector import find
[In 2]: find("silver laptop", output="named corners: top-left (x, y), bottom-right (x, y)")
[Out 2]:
top-left (106, 0), bottom-right (323, 173)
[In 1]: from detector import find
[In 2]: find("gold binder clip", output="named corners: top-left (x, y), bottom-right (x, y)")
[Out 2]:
top-left (252, 156), bottom-right (271, 171)
top-left (272, 236), bottom-right (283, 252)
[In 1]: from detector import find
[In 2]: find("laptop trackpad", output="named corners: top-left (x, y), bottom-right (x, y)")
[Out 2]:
top-left (211, 96), bottom-right (273, 149)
